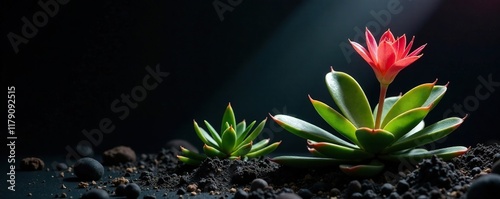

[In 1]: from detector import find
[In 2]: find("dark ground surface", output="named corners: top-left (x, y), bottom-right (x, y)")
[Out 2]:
top-left (2, 143), bottom-right (500, 199)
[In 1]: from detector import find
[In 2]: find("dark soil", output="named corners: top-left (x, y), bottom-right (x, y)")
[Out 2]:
top-left (18, 143), bottom-right (500, 198)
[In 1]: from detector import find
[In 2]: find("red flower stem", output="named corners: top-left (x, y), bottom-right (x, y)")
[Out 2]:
top-left (375, 83), bottom-right (389, 129)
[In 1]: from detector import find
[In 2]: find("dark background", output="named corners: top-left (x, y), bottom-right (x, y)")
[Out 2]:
top-left (2, 0), bottom-right (499, 160)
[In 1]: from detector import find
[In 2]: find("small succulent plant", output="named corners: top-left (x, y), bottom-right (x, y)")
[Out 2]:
top-left (270, 28), bottom-right (467, 176)
top-left (177, 103), bottom-right (281, 165)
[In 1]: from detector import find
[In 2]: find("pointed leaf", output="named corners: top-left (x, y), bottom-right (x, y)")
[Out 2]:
top-left (326, 71), bottom-right (374, 128)
top-left (422, 85), bottom-right (447, 110)
top-left (384, 117), bottom-right (465, 153)
top-left (231, 141), bottom-right (253, 157)
top-left (382, 82), bottom-right (435, 128)
top-left (383, 106), bottom-right (431, 140)
top-left (177, 155), bottom-right (202, 165)
top-left (204, 120), bottom-right (222, 146)
top-left (221, 103), bottom-right (236, 133)
top-left (221, 126), bottom-right (237, 154)
top-left (246, 141), bottom-right (281, 158)
top-left (250, 139), bottom-right (270, 152)
top-left (310, 96), bottom-right (359, 145)
top-left (400, 120), bottom-right (425, 140)
top-left (339, 161), bottom-right (385, 177)
top-left (180, 146), bottom-right (206, 161)
top-left (235, 120), bottom-right (246, 137)
top-left (236, 120), bottom-right (256, 145)
top-left (271, 156), bottom-right (355, 167)
top-left (272, 114), bottom-right (357, 149)
top-left (356, 128), bottom-right (395, 154)
top-left (193, 120), bottom-right (219, 148)
top-left (203, 144), bottom-right (226, 158)
top-left (308, 147), bottom-right (329, 157)
top-left (381, 146), bottom-right (468, 161)
top-left (373, 96), bottom-right (400, 122)
top-left (238, 118), bottom-right (267, 148)
top-left (308, 141), bottom-right (373, 160)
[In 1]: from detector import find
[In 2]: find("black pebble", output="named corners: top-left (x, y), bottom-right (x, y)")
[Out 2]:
top-left (125, 183), bottom-right (141, 199)
top-left (297, 188), bottom-right (313, 199)
top-left (177, 188), bottom-right (186, 195)
top-left (351, 192), bottom-right (363, 199)
top-left (363, 190), bottom-right (377, 199)
top-left (388, 192), bottom-right (400, 199)
top-left (380, 183), bottom-right (394, 196)
top-left (143, 195), bottom-right (156, 199)
top-left (81, 189), bottom-right (109, 199)
top-left (466, 174), bottom-right (500, 199)
top-left (115, 184), bottom-right (126, 196)
top-left (348, 180), bottom-right (362, 193)
top-left (493, 153), bottom-right (500, 163)
top-left (471, 167), bottom-right (482, 176)
top-left (492, 160), bottom-right (500, 175)
top-left (74, 157), bottom-right (104, 181)
top-left (250, 178), bottom-right (268, 191)
top-left (56, 163), bottom-right (68, 171)
top-left (234, 189), bottom-right (248, 199)
top-left (396, 180), bottom-right (410, 194)
top-left (276, 193), bottom-right (301, 199)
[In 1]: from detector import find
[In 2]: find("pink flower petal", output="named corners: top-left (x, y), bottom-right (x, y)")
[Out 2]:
top-left (349, 39), bottom-right (375, 66)
top-left (403, 36), bottom-right (415, 57)
top-left (394, 34), bottom-right (406, 60)
top-left (408, 44), bottom-right (427, 57)
top-left (392, 55), bottom-right (422, 68)
top-left (380, 29), bottom-right (395, 43)
top-left (377, 41), bottom-right (396, 72)
top-left (365, 27), bottom-right (379, 63)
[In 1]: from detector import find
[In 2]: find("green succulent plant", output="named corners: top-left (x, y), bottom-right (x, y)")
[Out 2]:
top-left (271, 70), bottom-right (468, 176)
top-left (177, 103), bottom-right (281, 165)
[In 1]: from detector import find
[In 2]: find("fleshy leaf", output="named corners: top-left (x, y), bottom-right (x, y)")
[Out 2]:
top-left (422, 85), bottom-right (447, 110)
top-left (383, 106), bottom-right (431, 140)
top-left (373, 96), bottom-right (400, 122)
top-left (204, 120), bottom-right (222, 146)
top-left (193, 120), bottom-right (219, 148)
top-left (382, 82), bottom-right (435, 128)
top-left (231, 141), bottom-right (252, 157)
top-left (326, 70), bottom-right (374, 128)
top-left (221, 126), bottom-right (237, 154)
top-left (384, 117), bottom-right (465, 153)
top-left (272, 114), bottom-right (357, 149)
top-left (246, 141), bottom-right (281, 158)
top-left (236, 120), bottom-right (256, 145)
top-left (356, 128), bottom-right (395, 154)
top-left (308, 141), bottom-right (373, 160)
top-left (271, 156), bottom-right (355, 167)
top-left (250, 139), bottom-right (270, 152)
top-left (401, 120), bottom-right (425, 140)
top-left (180, 146), bottom-right (207, 161)
top-left (310, 96), bottom-right (359, 145)
top-left (238, 118), bottom-right (267, 148)
top-left (339, 161), bottom-right (385, 177)
top-left (203, 144), bottom-right (226, 158)
top-left (221, 103), bottom-right (237, 133)
top-left (177, 155), bottom-right (202, 165)
top-left (235, 120), bottom-right (246, 137)
top-left (380, 146), bottom-right (468, 161)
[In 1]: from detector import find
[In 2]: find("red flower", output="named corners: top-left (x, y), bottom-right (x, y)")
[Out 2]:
top-left (349, 28), bottom-right (426, 85)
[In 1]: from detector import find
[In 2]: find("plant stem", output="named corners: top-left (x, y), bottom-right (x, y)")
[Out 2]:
top-left (375, 83), bottom-right (389, 129)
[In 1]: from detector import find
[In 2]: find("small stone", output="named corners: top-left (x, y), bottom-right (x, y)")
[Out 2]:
top-left (60, 192), bottom-right (67, 198)
top-left (143, 195), bottom-right (156, 199)
top-left (493, 153), bottom-right (500, 163)
top-left (396, 180), bottom-right (410, 194)
top-left (492, 160), bottom-right (500, 175)
top-left (81, 189), bottom-right (109, 199)
top-left (20, 157), bottom-right (45, 170)
top-left (466, 174), bottom-right (500, 199)
top-left (347, 180), bottom-right (362, 194)
top-left (363, 190), bottom-right (377, 199)
top-left (234, 189), bottom-right (248, 199)
top-left (297, 188), bottom-right (313, 199)
top-left (125, 183), bottom-right (141, 199)
top-left (186, 184), bottom-right (197, 192)
top-left (229, 188), bottom-right (237, 193)
top-left (61, 184), bottom-right (67, 189)
top-left (330, 188), bottom-right (341, 197)
top-left (74, 157), bottom-right (104, 181)
top-left (103, 146), bottom-right (136, 166)
top-left (351, 192), bottom-right (363, 199)
top-left (112, 177), bottom-right (129, 186)
top-left (78, 182), bottom-right (90, 188)
top-left (250, 178), bottom-right (268, 191)
top-left (115, 184), bottom-right (127, 196)
top-left (177, 188), bottom-right (186, 195)
top-left (276, 193), bottom-right (301, 199)
top-left (380, 183), bottom-right (394, 196)
top-left (56, 163), bottom-right (68, 171)
top-left (471, 167), bottom-right (482, 176)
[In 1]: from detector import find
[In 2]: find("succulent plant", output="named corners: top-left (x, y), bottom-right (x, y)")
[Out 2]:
top-left (270, 28), bottom-right (467, 176)
top-left (177, 103), bottom-right (281, 165)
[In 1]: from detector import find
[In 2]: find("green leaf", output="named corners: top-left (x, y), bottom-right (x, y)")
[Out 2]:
top-left (380, 146), bottom-right (468, 161)
top-left (382, 82), bottom-right (435, 128)
top-left (310, 96), bottom-right (359, 145)
top-left (326, 70), bottom-right (374, 128)
top-left (383, 106), bottom-right (431, 140)
top-left (246, 141), bottom-right (281, 158)
top-left (339, 160), bottom-right (385, 177)
top-left (422, 85), bottom-right (447, 110)
top-left (271, 156), bottom-right (354, 167)
top-left (193, 120), bottom-right (219, 148)
top-left (204, 120), bottom-right (222, 146)
top-left (308, 147), bottom-right (328, 157)
top-left (272, 114), bottom-right (357, 149)
top-left (203, 144), bottom-right (226, 158)
top-left (355, 128), bottom-right (395, 154)
top-left (177, 155), bottom-right (202, 165)
top-left (236, 120), bottom-right (256, 145)
top-left (400, 120), bottom-right (425, 141)
top-left (237, 118), bottom-right (267, 148)
top-left (250, 139), bottom-right (270, 152)
top-left (235, 120), bottom-right (246, 137)
top-left (221, 126), bottom-right (237, 154)
top-left (384, 117), bottom-right (465, 153)
top-left (373, 96), bottom-right (400, 123)
top-left (180, 146), bottom-right (207, 161)
top-left (308, 141), bottom-right (373, 160)
top-left (231, 141), bottom-right (253, 157)
top-left (221, 103), bottom-right (237, 133)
